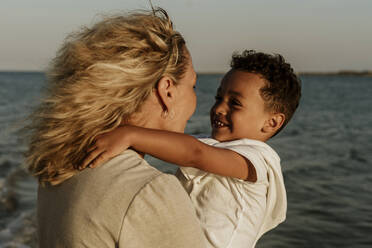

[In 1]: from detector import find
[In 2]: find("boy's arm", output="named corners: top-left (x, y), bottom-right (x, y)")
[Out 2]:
top-left (83, 125), bottom-right (257, 181)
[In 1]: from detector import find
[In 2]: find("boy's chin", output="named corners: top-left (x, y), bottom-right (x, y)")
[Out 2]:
top-left (211, 132), bottom-right (230, 142)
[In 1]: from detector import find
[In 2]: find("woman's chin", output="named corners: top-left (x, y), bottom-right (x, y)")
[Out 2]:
top-left (169, 125), bottom-right (185, 133)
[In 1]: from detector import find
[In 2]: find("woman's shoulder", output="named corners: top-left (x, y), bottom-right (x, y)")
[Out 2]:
top-left (99, 149), bottom-right (164, 189)
top-left (98, 150), bottom-right (186, 197)
top-left (44, 149), bottom-right (164, 199)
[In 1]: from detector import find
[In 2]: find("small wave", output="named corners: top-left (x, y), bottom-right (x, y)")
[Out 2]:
top-left (2, 168), bottom-right (37, 212)
top-left (0, 209), bottom-right (37, 248)
top-left (0, 160), bottom-right (14, 178)
top-left (0, 167), bottom-right (38, 247)
top-left (349, 148), bottom-right (367, 163)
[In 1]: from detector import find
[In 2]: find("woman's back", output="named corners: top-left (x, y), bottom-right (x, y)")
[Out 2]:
top-left (38, 150), bottom-right (206, 247)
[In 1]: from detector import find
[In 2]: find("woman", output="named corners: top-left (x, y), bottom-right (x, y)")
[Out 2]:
top-left (26, 8), bottom-right (205, 247)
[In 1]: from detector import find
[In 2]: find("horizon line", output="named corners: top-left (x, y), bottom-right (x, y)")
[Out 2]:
top-left (1, 69), bottom-right (371, 76)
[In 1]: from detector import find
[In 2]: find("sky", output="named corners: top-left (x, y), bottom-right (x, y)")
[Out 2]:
top-left (1, 0), bottom-right (372, 73)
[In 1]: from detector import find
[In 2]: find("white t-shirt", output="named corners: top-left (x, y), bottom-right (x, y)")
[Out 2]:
top-left (177, 138), bottom-right (287, 248)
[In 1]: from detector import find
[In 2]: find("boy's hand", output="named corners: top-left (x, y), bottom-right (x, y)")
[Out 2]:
top-left (80, 126), bottom-right (131, 170)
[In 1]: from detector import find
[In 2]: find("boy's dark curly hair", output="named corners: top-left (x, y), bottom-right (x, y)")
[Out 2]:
top-left (231, 50), bottom-right (301, 136)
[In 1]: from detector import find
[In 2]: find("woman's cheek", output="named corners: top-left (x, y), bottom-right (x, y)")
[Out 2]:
top-left (192, 91), bottom-right (197, 114)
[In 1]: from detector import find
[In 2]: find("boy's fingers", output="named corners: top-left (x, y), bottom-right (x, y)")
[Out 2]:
top-left (89, 152), bottom-right (108, 168)
top-left (80, 149), bottom-right (104, 170)
top-left (87, 145), bottom-right (97, 153)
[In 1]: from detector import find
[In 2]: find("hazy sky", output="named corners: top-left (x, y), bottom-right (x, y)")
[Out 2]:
top-left (1, 0), bottom-right (371, 72)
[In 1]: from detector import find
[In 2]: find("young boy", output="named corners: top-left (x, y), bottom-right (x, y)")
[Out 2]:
top-left (82, 50), bottom-right (301, 247)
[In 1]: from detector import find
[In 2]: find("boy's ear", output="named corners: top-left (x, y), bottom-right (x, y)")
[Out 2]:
top-left (262, 113), bottom-right (285, 134)
top-left (155, 76), bottom-right (176, 113)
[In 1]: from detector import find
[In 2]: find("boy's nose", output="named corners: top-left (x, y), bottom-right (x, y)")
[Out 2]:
top-left (214, 101), bottom-right (228, 115)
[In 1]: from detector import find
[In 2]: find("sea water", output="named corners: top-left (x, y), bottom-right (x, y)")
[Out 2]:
top-left (0, 72), bottom-right (371, 247)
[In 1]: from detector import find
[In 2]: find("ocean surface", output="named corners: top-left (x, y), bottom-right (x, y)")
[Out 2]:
top-left (0, 71), bottom-right (371, 247)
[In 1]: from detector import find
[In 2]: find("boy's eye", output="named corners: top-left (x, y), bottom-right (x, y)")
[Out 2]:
top-left (230, 98), bottom-right (242, 106)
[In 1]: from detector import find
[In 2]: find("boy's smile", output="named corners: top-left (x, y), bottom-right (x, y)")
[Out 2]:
top-left (210, 69), bottom-right (272, 142)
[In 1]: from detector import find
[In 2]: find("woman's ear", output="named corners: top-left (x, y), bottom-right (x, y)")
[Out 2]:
top-left (155, 76), bottom-right (176, 113)
top-left (262, 113), bottom-right (285, 134)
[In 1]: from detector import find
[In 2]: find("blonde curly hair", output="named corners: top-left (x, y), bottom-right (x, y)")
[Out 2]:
top-left (25, 8), bottom-right (189, 186)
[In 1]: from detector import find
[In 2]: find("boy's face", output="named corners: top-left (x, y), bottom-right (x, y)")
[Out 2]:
top-left (210, 69), bottom-right (272, 142)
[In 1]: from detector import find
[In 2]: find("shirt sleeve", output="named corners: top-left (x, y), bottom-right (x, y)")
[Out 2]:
top-left (118, 173), bottom-right (206, 248)
top-left (214, 142), bottom-right (269, 183)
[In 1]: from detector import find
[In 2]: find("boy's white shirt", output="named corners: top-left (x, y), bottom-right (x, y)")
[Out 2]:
top-left (178, 138), bottom-right (287, 248)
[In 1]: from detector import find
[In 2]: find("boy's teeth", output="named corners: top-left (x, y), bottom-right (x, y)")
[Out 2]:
top-left (215, 120), bottom-right (226, 127)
